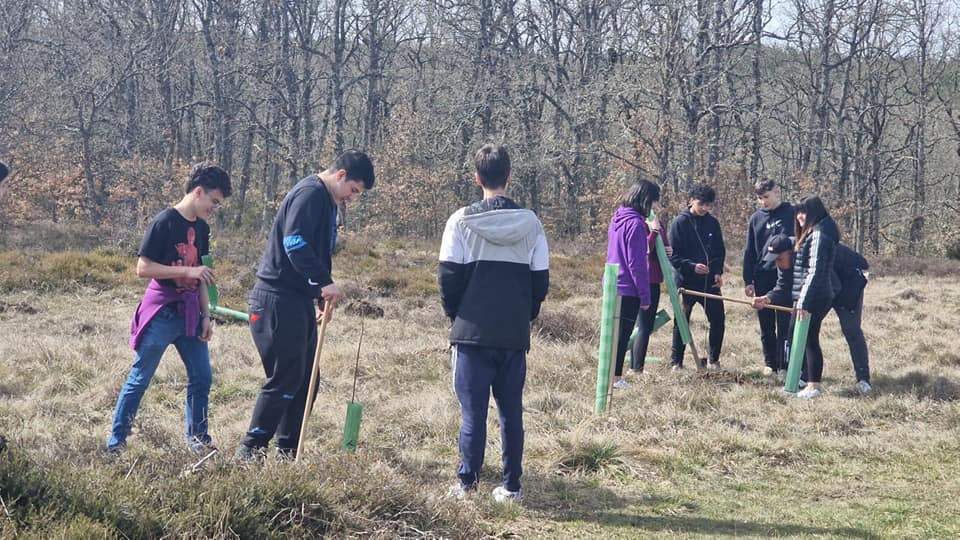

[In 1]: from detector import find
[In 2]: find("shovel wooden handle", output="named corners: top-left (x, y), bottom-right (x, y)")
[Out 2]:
top-left (678, 288), bottom-right (793, 313)
top-left (295, 301), bottom-right (333, 462)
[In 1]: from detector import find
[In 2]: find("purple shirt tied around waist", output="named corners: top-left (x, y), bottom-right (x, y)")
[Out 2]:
top-left (129, 279), bottom-right (201, 350)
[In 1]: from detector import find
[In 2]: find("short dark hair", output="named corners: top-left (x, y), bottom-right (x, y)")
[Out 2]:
top-left (186, 162), bottom-right (232, 197)
top-left (688, 184), bottom-right (716, 204)
top-left (620, 178), bottom-right (660, 217)
top-left (754, 178), bottom-right (777, 195)
top-left (474, 144), bottom-right (511, 189)
top-left (328, 150), bottom-right (375, 190)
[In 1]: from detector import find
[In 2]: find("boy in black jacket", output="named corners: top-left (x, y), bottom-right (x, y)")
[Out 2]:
top-left (237, 150), bottom-right (374, 461)
top-left (668, 184), bottom-right (726, 369)
top-left (742, 180), bottom-right (795, 377)
top-left (439, 144), bottom-right (549, 503)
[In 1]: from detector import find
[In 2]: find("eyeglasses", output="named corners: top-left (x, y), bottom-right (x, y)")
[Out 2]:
top-left (204, 190), bottom-right (224, 209)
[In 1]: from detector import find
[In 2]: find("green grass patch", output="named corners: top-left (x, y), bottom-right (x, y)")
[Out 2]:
top-left (0, 250), bottom-right (134, 292)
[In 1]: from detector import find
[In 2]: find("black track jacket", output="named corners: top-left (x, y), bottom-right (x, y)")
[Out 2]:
top-left (668, 209), bottom-right (726, 291)
top-left (255, 174), bottom-right (336, 298)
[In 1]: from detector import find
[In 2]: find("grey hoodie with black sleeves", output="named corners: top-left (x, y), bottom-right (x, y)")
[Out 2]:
top-left (438, 196), bottom-right (549, 351)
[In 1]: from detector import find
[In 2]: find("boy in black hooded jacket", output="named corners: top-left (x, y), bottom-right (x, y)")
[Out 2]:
top-left (668, 184), bottom-right (726, 369)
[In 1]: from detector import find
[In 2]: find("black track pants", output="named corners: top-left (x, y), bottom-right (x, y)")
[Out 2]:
top-left (242, 287), bottom-right (318, 450)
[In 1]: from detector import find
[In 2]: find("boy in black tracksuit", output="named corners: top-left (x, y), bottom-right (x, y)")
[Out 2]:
top-left (669, 184), bottom-right (726, 368)
top-left (237, 151), bottom-right (374, 460)
top-left (438, 144), bottom-right (549, 503)
top-left (742, 180), bottom-right (795, 375)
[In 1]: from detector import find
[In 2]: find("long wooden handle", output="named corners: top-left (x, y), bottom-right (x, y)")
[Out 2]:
top-left (678, 288), bottom-right (793, 313)
top-left (295, 302), bottom-right (333, 462)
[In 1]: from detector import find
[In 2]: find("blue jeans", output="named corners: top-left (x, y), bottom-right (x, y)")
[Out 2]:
top-left (107, 306), bottom-right (212, 449)
top-left (452, 344), bottom-right (526, 492)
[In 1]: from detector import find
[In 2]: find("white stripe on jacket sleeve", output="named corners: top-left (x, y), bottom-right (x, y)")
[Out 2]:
top-left (797, 230), bottom-right (821, 308)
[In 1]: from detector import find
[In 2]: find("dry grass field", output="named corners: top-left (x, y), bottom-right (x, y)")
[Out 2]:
top-left (1, 233), bottom-right (960, 538)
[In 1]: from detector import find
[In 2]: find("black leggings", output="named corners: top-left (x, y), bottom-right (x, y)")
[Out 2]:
top-left (800, 304), bottom-right (831, 383)
top-left (630, 285), bottom-right (662, 372)
top-left (614, 296), bottom-right (643, 377)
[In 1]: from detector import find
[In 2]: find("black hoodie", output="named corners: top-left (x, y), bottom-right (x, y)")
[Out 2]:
top-left (742, 202), bottom-right (795, 282)
top-left (668, 209), bottom-right (726, 292)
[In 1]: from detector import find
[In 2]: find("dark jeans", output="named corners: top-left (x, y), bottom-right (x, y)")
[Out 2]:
top-left (630, 285), bottom-right (662, 372)
top-left (834, 290), bottom-right (870, 383)
top-left (243, 287), bottom-right (319, 451)
top-left (671, 288), bottom-right (725, 366)
top-left (452, 344), bottom-right (526, 492)
top-left (754, 272), bottom-right (791, 371)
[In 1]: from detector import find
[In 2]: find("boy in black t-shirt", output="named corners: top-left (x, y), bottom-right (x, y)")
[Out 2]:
top-left (107, 163), bottom-right (231, 453)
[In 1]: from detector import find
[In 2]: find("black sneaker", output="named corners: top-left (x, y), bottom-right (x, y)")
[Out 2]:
top-left (275, 447), bottom-right (297, 462)
top-left (235, 444), bottom-right (266, 463)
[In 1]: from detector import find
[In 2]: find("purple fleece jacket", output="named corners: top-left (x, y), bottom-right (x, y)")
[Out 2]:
top-left (606, 207), bottom-right (651, 304)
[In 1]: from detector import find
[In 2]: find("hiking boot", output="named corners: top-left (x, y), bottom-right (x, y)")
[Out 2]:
top-left (855, 380), bottom-right (872, 396)
top-left (492, 486), bottom-right (522, 503)
top-left (447, 483), bottom-right (478, 500)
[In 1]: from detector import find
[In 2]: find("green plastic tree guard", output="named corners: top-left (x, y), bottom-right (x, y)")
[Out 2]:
top-left (595, 263), bottom-right (619, 414)
top-left (342, 402), bottom-right (363, 452)
top-left (626, 309), bottom-right (671, 350)
top-left (650, 212), bottom-right (695, 343)
top-left (201, 254), bottom-right (251, 322)
top-left (783, 314), bottom-right (810, 393)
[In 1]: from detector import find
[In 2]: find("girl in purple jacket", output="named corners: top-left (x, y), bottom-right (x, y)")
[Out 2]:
top-left (606, 179), bottom-right (660, 389)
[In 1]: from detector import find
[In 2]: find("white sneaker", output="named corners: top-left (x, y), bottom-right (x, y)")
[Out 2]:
top-left (706, 362), bottom-right (720, 370)
top-left (855, 380), bottom-right (872, 395)
top-left (612, 379), bottom-right (628, 389)
top-left (798, 379), bottom-right (807, 389)
top-left (797, 387), bottom-right (821, 399)
top-left (447, 483), bottom-right (477, 500)
top-left (762, 366), bottom-right (774, 376)
top-left (492, 486), bottom-right (522, 503)
top-left (776, 371), bottom-right (787, 383)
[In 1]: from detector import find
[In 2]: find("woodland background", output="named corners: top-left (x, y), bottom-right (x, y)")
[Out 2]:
top-left (1, 0), bottom-right (960, 255)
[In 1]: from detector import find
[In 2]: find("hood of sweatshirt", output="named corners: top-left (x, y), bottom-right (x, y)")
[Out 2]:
top-left (461, 196), bottom-right (540, 246)
top-left (817, 216), bottom-right (840, 243)
top-left (610, 206), bottom-right (645, 232)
